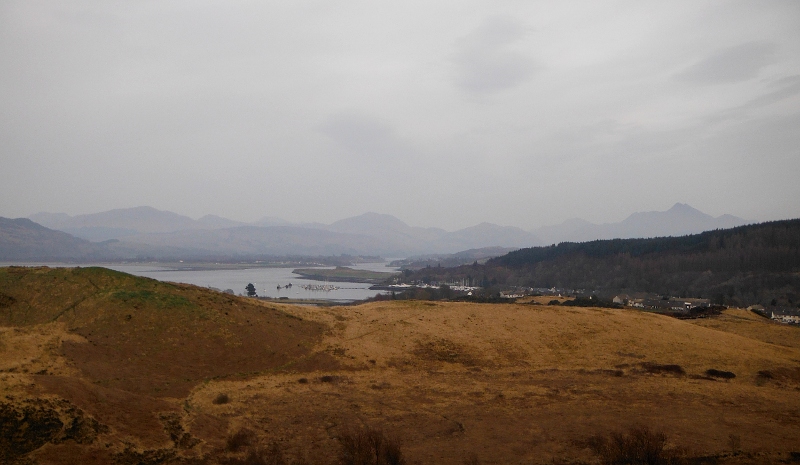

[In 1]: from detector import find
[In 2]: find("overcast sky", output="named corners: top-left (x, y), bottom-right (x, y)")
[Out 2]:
top-left (2, 1), bottom-right (799, 230)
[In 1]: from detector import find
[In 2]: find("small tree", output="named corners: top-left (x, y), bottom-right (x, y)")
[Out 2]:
top-left (439, 284), bottom-right (453, 300)
top-left (245, 283), bottom-right (257, 297)
top-left (587, 426), bottom-right (680, 465)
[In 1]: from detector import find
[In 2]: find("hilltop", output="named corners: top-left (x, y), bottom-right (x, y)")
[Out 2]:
top-left (1, 266), bottom-right (800, 464)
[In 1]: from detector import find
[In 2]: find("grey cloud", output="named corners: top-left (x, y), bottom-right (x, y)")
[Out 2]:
top-left (452, 16), bottom-right (537, 93)
top-left (676, 41), bottom-right (777, 84)
top-left (740, 75), bottom-right (800, 110)
top-left (706, 75), bottom-right (800, 124)
top-left (2, 2), bottom-right (799, 229)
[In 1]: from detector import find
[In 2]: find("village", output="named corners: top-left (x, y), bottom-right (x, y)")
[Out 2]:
top-left (377, 278), bottom-right (800, 325)
top-left (748, 304), bottom-right (800, 325)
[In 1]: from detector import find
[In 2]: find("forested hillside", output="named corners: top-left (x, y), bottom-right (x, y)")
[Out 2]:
top-left (405, 219), bottom-right (800, 307)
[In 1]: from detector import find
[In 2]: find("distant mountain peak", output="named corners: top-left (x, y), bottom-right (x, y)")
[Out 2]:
top-left (462, 222), bottom-right (524, 232)
top-left (360, 211), bottom-right (394, 218)
top-left (622, 203), bottom-right (711, 223)
top-left (196, 214), bottom-right (245, 228)
top-left (534, 204), bottom-right (748, 244)
top-left (329, 212), bottom-right (410, 231)
top-left (667, 202), bottom-right (707, 216)
top-left (349, 211), bottom-right (406, 222)
top-left (667, 202), bottom-right (692, 213)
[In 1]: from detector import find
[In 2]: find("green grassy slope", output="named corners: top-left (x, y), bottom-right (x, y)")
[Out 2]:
top-left (0, 266), bottom-right (328, 397)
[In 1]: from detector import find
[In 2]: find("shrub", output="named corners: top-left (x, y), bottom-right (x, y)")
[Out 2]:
top-left (337, 425), bottom-right (405, 465)
top-left (245, 443), bottom-right (287, 465)
top-left (728, 434), bottom-right (741, 453)
top-left (226, 428), bottom-right (256, 452)
top-left (705, 369), bottom-right (736, 380)
top-left (640, 363), bottom-right (685, 376)
top-left (463, 454), bottom-right (481, 465)
top-left (0, 401), bottom-right (64, 462)
top-left (215, 440), bottom-right (312, 465)
top-left (755, 370), bottom-right (774, 386)
top-left (587, 426), bottom-right (682, 465)
top-left (757, 370), bottom-right (774, 379)
top-left (561, 297), bottom-right (622, 309)
top-left (219, 441), bottom-right (308, 465)
top-left (750, 308), bottom-right (769, 318)
top-left (214, 393), bottom-right (231, 405)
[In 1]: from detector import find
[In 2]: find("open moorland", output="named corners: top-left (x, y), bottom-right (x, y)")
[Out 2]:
top-left (1, 267), bottom-right (799, 464)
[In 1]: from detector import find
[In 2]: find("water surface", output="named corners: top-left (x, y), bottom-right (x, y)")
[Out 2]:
top-left (2, 261), bottom-right (400, 303)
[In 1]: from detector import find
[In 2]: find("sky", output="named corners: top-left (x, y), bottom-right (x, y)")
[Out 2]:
top-left (1, 1), bottom-right (799, 231)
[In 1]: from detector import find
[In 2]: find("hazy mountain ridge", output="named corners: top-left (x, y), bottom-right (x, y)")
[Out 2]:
top-left (26, 208), bottom-right (545, 257)
top-left (16, 203), bottom-right (751, 260)
top-left (30, 206), bottom-right (253, 242)
top-left (327, 212), bottom-right (448, 243)
top-left (120, 225), bottom-right (391, 257)
top-left (432, 222), bottom-right (540, 251)
top-left (119, 221), bottom-right (538, 257)
top-left (0, 217), bottom-right (113, 261)
top-left (534, 203), bottom-right (749, 244)
top-left (390, 246), bottom-right (517, 270)
top-left (195, 214), bottom-right (247, 229)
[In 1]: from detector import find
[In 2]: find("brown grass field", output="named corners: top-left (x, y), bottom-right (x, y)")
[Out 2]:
top-left (1, 266), bottom-right (799, 464)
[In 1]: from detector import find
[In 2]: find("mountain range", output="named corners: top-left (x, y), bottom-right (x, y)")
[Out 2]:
top-left (0, 217), bottom-right (109, 261)
top-left (1, 204), bottom-right (752, 261)
top-left (25, 209), bottom-right (543, 258)
top-left (532, 203), bottom-right (748, 244)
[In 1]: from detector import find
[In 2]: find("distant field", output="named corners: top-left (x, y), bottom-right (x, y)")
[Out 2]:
top-left (1, 266), bottom-right (799, 464)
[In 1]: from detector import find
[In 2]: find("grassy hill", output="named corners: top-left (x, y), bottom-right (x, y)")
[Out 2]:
top-left (0, 266), bottom-right (328, 397)
top-left (1, 267), bottom-right (799, 464)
